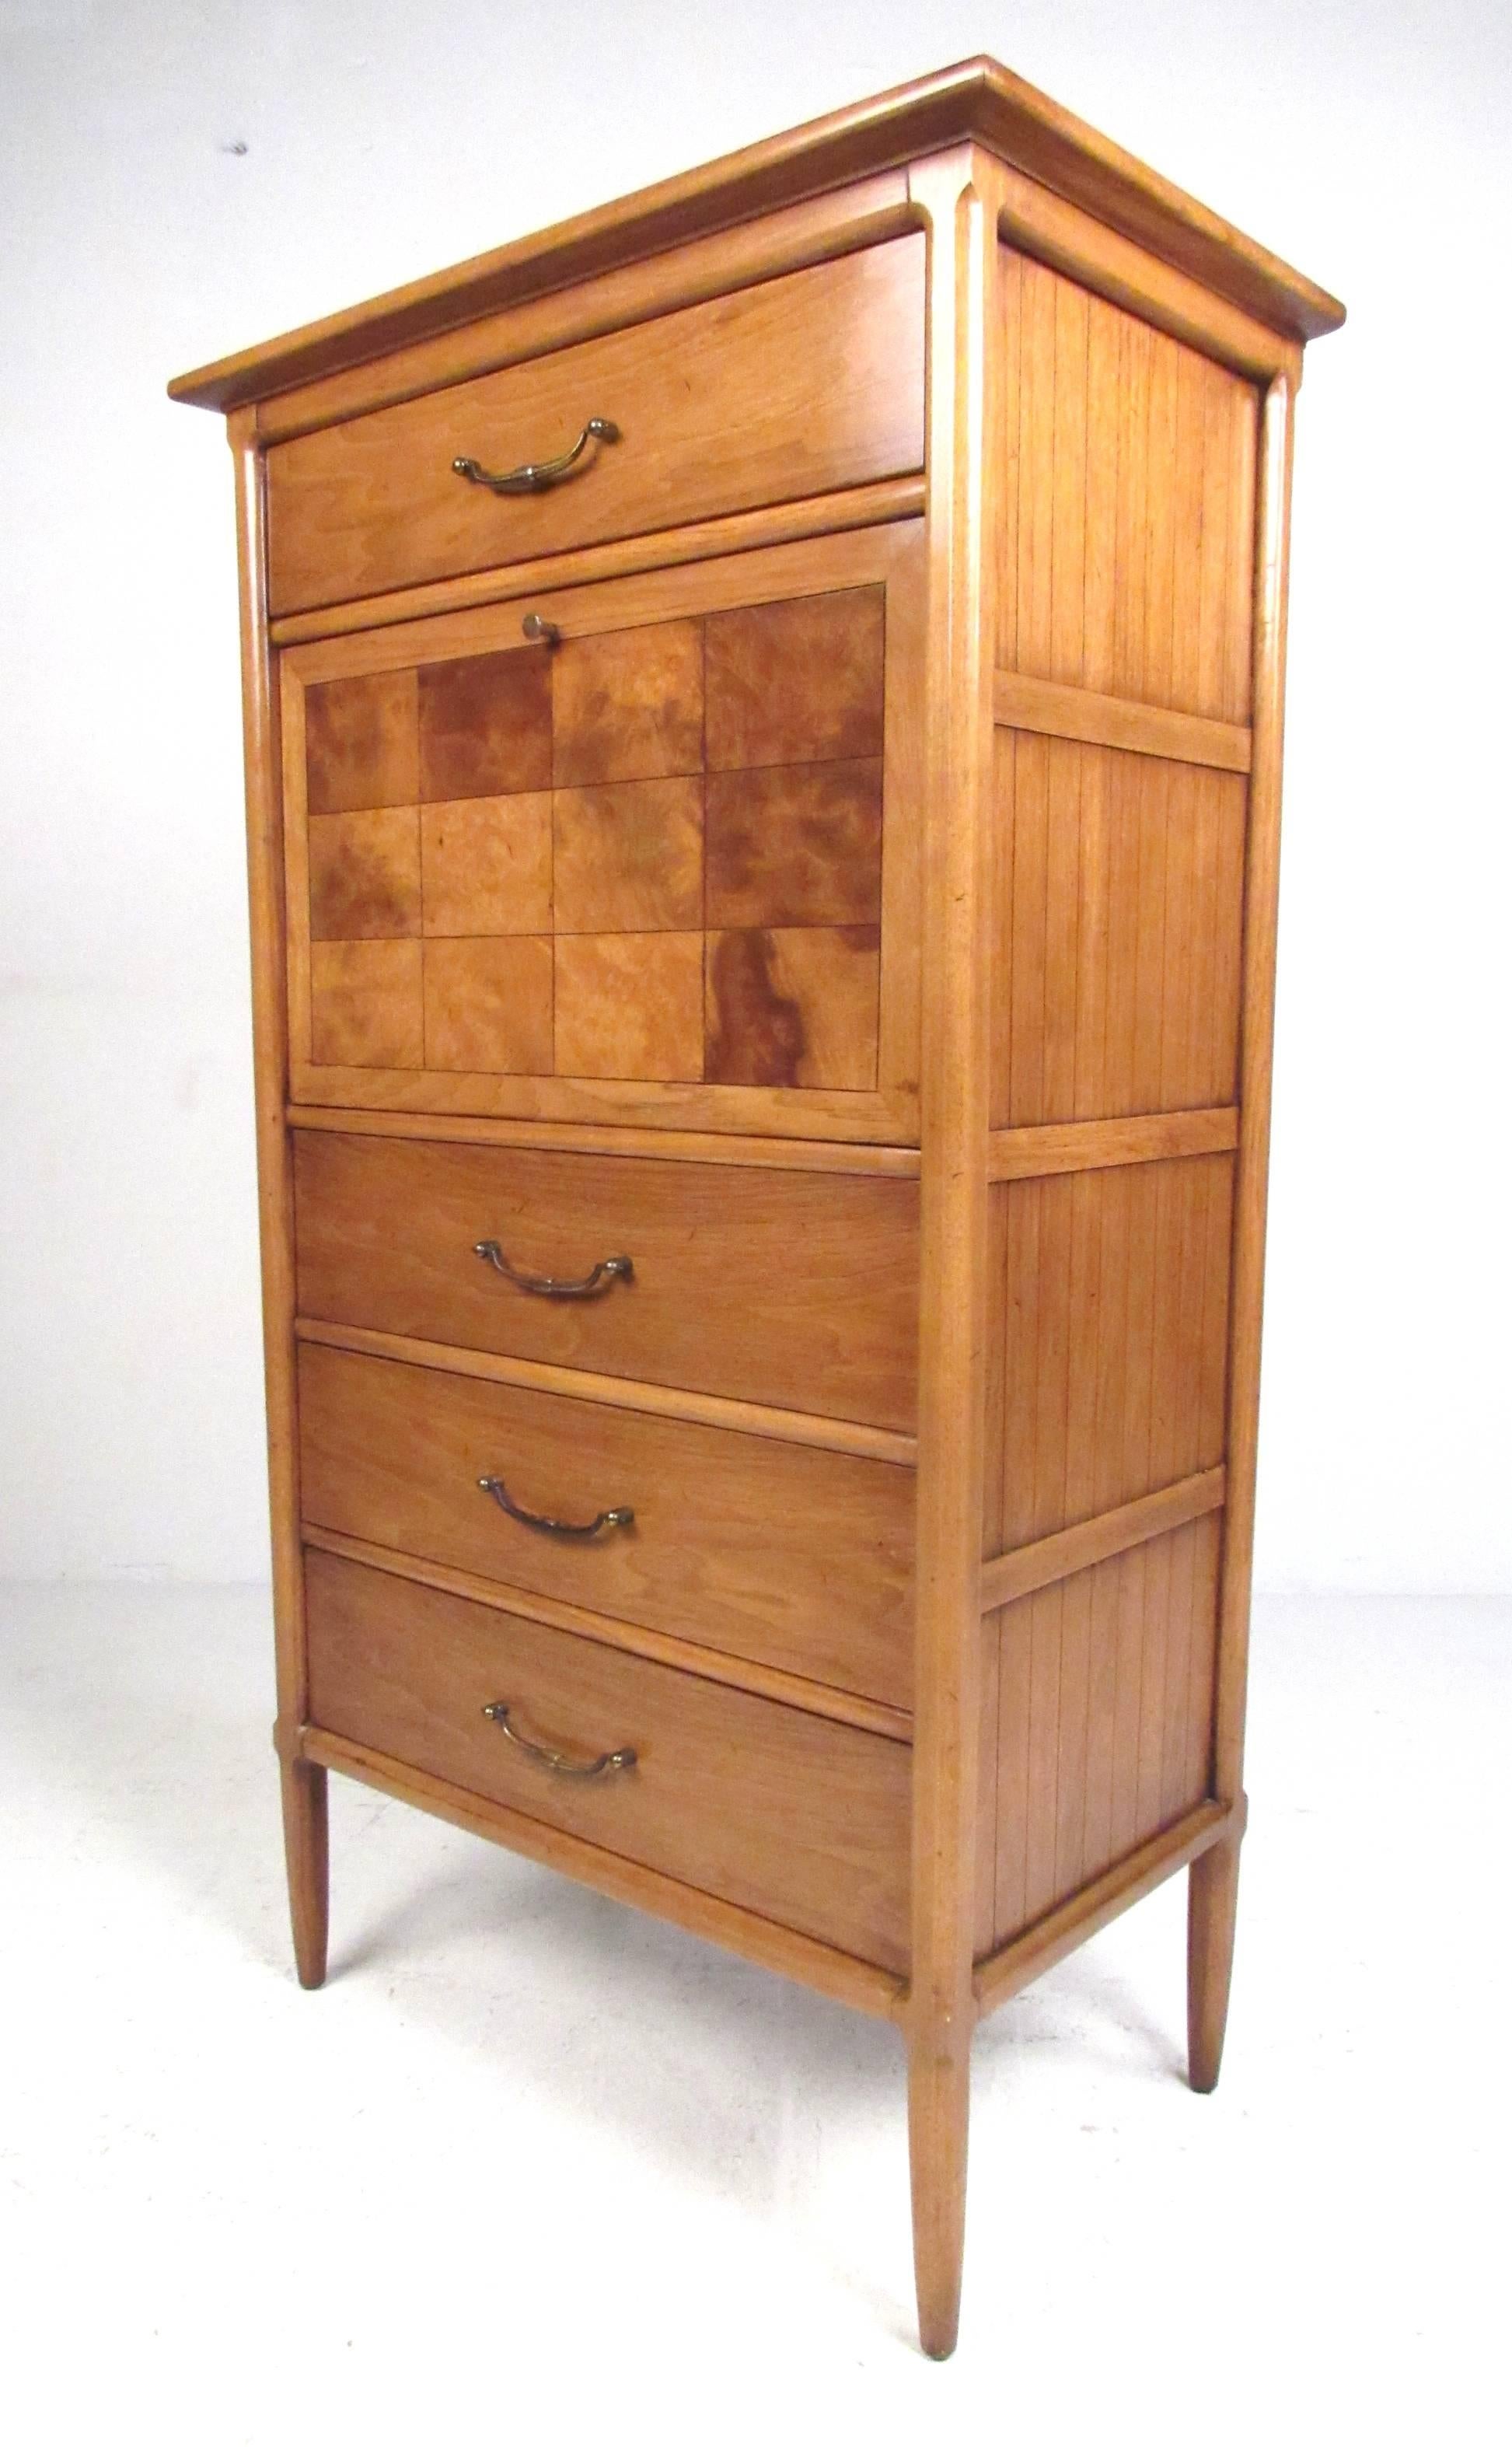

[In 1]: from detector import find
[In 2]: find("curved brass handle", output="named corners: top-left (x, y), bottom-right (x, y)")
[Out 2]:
top-left (481, 1701), bottom-right (636, 1778)
top-left (473, 1240), bottom-right (633, 1299)
top-left (478, 1474), bottom-right (634, 1540)
top-left (452, 416), bottom-right (620, 495)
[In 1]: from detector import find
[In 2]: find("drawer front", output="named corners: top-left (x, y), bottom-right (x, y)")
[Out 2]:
top-left (298, 1343), bottom-right (913, 1707)
top-left (305, 1550), bottom-right (911, 1970)
top-left (267, 236), bottom-right (925, 616)
top-left (293, 1130), bottom-right (919, 1432)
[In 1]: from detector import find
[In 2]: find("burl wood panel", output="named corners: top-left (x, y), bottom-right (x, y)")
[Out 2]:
top-left (417, 647), bottom-right (552, 799)
top-left (309, 939), bottom-right (423, 1067)
top-left (302, 583), bottom-right (889, 1095)
top-left (299, 1342), bottom-right (915, 1706)
top-left (292, 1128), bottom-right (920, 1429)
top-left (553, 932), bottom-right (704, 1081)
top-left (705, 589), bottom-right (885, 769)
top-left (706, 759), bottom-right (883, 928)
top-left (997, 249), bottom-right (1258, 722)
top-left (990, 730), bottom-right (1246, 1127)
top-left (553, 619), bottom-right (704, 787)
top-left (265, 236), bottom-right (926, 615)
top-left (984, 1152), bottom-right (1234, 1553)
top-left (420, 795), bottom-right (553, 936)
top-left (423, 936), bottom-right (554, 1074)
top-left (305, 1550), bottom-right (912, 1970)
top-left (293, 1131), bottom-right (919, 1425)
top-left (305, 670), bottom-right (418, 813)
top-left (308, 809), bottom-right (421, 940)
top-left (706, 927), bottom-right (880, 1089)
top-left (982, 1512), bottom-right (1222, 1950)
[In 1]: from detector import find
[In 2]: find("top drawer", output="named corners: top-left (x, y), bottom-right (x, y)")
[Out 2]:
top-left (266, 236), bottom-right (926, 617)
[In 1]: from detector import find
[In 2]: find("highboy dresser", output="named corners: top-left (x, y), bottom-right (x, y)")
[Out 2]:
top-left (172, 58), bottom-right (1343, 2355)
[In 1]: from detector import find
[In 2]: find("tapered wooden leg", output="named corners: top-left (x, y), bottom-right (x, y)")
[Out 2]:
top-left (281, 1758), bottom-right (329, 1991)
top-left (908, 2026), bottom-right (971, 2359)
top-left (1187, 1834), bottom-right (1241, 2092)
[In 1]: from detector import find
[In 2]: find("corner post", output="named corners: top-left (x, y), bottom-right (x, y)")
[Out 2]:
top-left (229, 407), bottom-right (328, 1989)
top-left (1193, 371), bottom-right (1297, 2086)
top-left (903, 146), bottom-right (1004, 2357)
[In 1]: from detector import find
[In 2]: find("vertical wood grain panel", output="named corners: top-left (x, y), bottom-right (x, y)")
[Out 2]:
top-left (997, 244), bottom-right (1259, 725)
top-left (986, 1514), bottom-right (1222, 1952)
top-left (989, 738), bottom-right (1246, 1127)
top-left (990, 1154), bottom-right (1234, 1553)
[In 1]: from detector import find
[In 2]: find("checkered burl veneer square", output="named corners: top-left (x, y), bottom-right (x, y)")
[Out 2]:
top-left (303, 586), bottom-right (885, 1089)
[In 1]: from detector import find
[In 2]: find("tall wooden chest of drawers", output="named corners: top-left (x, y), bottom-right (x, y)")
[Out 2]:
top-left (171, 57), bottom-right (1343, 2354)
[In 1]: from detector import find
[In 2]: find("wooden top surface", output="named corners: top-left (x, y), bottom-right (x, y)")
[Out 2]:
top-left (169, 55), bottom-right (1344, 414)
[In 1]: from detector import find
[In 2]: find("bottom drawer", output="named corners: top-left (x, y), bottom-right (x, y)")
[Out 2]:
top-left (305, 1550), bottom-right (912, 1972)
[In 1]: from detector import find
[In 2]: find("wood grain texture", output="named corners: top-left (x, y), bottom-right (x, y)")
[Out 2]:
top-left (903, 147), bottom-right (1003, 2364)
top-left (295, 1320), bottom-right (916, 1466)
top-left (266, 238), bottom-right (926, 614)
top-left (997, 250), bottom-right (1259, 721)
top-left (253, 178), bottom-right (915, 443)
top-left (975, 1795), bottom-right (1234, 2012)
top-left (988, 1106), bottom-right (1238, 1180)
top-left (310, 938), bottom-right (424, 1068)
top-left (267, 476), bottom-right (925, 648)
top-left (553, 777), bottom-right (704, 932)
top-left (169, 56), bottom-right (1341, 418)
top-left (985, 1510), bottom-right (1222, 1948)
top-left (979, 1466), bottom-right (1225, 1611)
top-left (298, 1341), bottom-right (915, 1706)
top-left (423, 935), bottom-right (554, 1074)
top-left (227, 411), bottom-right (328, 1982)
top-left (417, 645), bottom-right (553, 799)
top-left (307, 807), bottom-right (421, 940)
top-left (305, 669), bottom-right (417, 813)
top-left (705, 925), bottom-right (880, 1090)
top-left (420, 794), bottom-right (553, 936)
top-left (989, 730), bottom-right (1246, 1127)
top-left (705, 759), bottom-right (883, 929)
top-left (704, 587), bottom-right (886, 770)
top-left (287, 1103), bottom-right (923, 1175)
top-left (284, 527), bottom-right (922, 1127)
top-left (305, 1550), bottom-right (913, 1971)
top-left (292, 1127), bottom-right (919, 1428)
top-left (993, 670), bottom-right (1251, 771)
top-left (302, 1723), bottom-right (907, 2022)
top-left (304, 1525), bottom-right (913, 1740)
top-left (984, 1152), bottom-right (1233, 1550)
top-left (553, 931), bottom-right (705, 1082)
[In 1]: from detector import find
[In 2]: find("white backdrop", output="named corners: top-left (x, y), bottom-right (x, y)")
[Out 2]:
top-left (2, 0), bottom-right (1507, 1591)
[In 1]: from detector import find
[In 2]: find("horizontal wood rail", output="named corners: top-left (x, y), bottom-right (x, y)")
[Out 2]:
top-left (269, 474), bottom-right (926, 645)
top-left (300, 1724), bottom-right (909, 2022)
top-left (973, 1796), bottom-right (1242, 2019)
top-left (294, 1317), bottom-right (917, 1466)
top-left (993, 669), bottom-right (1252, 773)
top-left (302, 1526), bottom-right (913, 1743)
top-left (980, 1466), bottom-right (1226, 1614)
top-left (987, 1107), bottom-right (1238, 1182)
top-left (288, 1104), bottom-right (923, 1177)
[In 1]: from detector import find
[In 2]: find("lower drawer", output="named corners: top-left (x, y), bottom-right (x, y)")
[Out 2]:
top-left (305, 1549), bottom-right (912, 1971)
top-left (298, 1341), bottom-right (914, 1707)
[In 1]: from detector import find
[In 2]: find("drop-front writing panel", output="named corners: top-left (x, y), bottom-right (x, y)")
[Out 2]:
top-left (282, 523), bottom-right (924, 1138)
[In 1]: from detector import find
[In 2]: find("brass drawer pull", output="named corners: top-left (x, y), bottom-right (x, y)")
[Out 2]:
top-left (478, 1473), bottom-right (634, 1540)
top-left (520, 611), bottom-right (561, 647)
top-left (473, 1240), bottom-right (633, 1299)
top-left (452, 415), bottom-right (620, 495)
top-left (482, 1701), bottom-right (636, 1778)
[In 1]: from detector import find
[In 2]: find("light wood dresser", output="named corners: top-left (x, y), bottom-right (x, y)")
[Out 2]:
top-left (171, 57), bottom-right (1343, 2355)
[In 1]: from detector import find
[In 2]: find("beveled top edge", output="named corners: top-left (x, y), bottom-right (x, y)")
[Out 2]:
top-left (169, 54), bottom-right (1345, 414)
